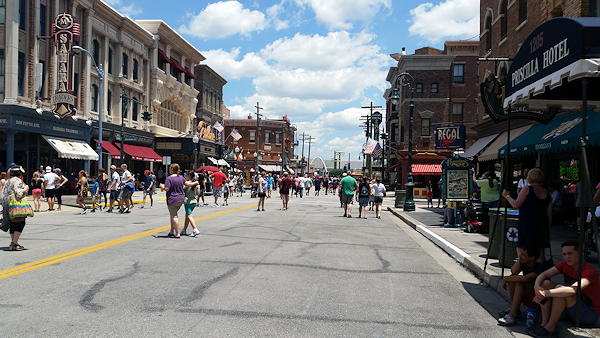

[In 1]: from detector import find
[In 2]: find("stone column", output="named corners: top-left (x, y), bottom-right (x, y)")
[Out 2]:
top-left (4, 0), bottom-right (20, 103)
top-left (102, 36), bottom-right (109, 122)
top-left (83, 8), bottom-right (93, 119)
top-left (165, 46), bottom-right (171, 77)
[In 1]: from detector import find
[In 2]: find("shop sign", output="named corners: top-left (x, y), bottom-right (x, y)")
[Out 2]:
top-left (51, 13), bottom-right (80, 120)
top-left (441, 154), bottom-right (473, 202)
top-left (200, 145), bottom-right (216, 155)
top-left (197, 121), bottom-right (216, 141)
top-left (435, 126), bottom-right (465, 149)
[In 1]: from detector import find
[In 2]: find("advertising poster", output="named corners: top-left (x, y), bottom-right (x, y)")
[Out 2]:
top-left (446, 170), bottom-right (469, 200)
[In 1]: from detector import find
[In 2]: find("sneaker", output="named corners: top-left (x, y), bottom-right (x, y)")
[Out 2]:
top-left (226, 202), bottom-right (228, 205)
top-left (181, 229), bottom-right (188, 236)
top-left (213, 204), bottom-right (220, 208)
top-left (498, 307), bottom-right (512, 318)
top-left (222, 203), bottom-right (225, 206)
top-left (150, 206), bottom-right (153, 209)
top-left (498, 314), bottom-right (517, 326)
top-left (364, 216), bottom-right (367, 219)
top-left (79, 209), bottom-right (87, 215)
top-left (106, 209), bottom-right (113, 213)
top-left (358, 214), bottom-right (361, 218)
top-left (347, 214), bottom-right (352, 218)
top-left (204, 203), bottom-right (209, 206)
top-left (192, 228), bottom-right (200, 237)
top-left (91, 209), bottom-right (96, 213)
top-left (443, 223), bottom-right (453, 228)
top-left (343, 213), bottom-right (347, 217)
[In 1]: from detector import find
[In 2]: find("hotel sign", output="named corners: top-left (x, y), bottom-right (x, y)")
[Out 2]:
top-left (51, 13), bottom-right (80, 120)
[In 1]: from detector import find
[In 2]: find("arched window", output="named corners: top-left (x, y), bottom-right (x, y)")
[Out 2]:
top-left (158, 100), bottom-right (185, 132)
top-left (91, 84), bottom-right (98, 112)
top-left (485, 14), bottom-right (493, 51)
top-left (500, 0), bottom-right (507, 39)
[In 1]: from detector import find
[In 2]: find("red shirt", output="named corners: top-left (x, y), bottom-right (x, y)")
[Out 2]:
top-left (279, 177), bottom-right (292, 194)
top-left (210, 172), bottom-right (227, 188)
top-left (555, 260), bottom-right (600, 314)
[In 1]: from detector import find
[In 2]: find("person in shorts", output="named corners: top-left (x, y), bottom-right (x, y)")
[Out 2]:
top-left (141, 170), bottom-right (155, 208)
top-left (372, 176), bottom-right (386, 219)
top-left (196, 169), bottom-right (208, 207)
top-left (257, 172), bottom-right (268, 211)
top-left (338, 172), bottom-right (357, 218)
top-left (118, 164), bottom-right (133, 213)
top-left (106, 165), bottom-right (120, 213)
top-left (279, 172), bottom-right (292, 210)
top-left (210, 169), bottom-right (227, 207)
top-left (91, 176), bottom-right (100, 212)
top-left (356, 176), bottom-right (370, 219)
top-left (222, 179), bottom-right (230, 206)
top-left (181, 170), bottom-right (200, 237)
top-left (98, 168), bottom-right (109, 209)
top-left (529, 241), bottom-right (600, 337)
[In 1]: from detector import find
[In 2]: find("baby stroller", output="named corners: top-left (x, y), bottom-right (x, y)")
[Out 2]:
top-left (462, 200), bottom-right (489, 233)
top-left (250, 182), bottom-right (258, 198)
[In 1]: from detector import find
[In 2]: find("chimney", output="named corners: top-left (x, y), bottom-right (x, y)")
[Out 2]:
top-left (248, 113), bottom-right (252, 119)
top-left (402, 47), bottom-right (406, 55)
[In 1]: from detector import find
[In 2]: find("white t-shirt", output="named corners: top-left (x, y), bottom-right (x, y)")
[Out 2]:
top-left (518, 178), bottom-right (530, 189)
top-left (298, 177), bottom-right (306, 187)
top-left (111, 172), bottom-right (121, 191)
top-left (121, 170), bottom-right (132, 186)
top-left (372, 183), bottom-right (386, 197)
top-left (44, 172), bottom-right (59, 190)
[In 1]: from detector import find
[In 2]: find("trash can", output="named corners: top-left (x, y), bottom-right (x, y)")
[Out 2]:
top-left (489, 209), bottom-right (519, 267)
top-left (395, 190), bottom-right (406, 208)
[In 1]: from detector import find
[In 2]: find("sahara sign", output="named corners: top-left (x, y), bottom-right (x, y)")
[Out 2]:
top-left (197, 121), bottom-right (216, 141)
top-left (51, 13), bottom-right (80, 120)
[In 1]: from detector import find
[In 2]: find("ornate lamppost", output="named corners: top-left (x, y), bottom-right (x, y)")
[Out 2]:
top-left (390, 72), bottom-right (416, 212)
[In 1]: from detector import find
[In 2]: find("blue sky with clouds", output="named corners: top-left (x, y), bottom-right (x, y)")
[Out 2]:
top-left (106, 0), bottom-right (479, 163)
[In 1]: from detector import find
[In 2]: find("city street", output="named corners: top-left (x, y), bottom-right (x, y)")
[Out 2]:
top-left (1, 192), bottom-right (517, 337)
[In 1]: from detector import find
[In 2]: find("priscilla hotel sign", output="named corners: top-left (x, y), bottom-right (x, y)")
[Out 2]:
top-left (51, 13), bottom-right (80, 120)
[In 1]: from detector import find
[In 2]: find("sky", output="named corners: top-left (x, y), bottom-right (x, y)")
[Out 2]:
top-left (106, 0), bottom-right (480, 166)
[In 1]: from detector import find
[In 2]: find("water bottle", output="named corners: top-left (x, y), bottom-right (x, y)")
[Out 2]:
top-left (525, 307), bottom-right (536, 328)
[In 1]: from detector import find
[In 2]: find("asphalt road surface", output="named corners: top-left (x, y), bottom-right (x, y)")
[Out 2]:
top-left (1, 192), bottom-right (519, 337)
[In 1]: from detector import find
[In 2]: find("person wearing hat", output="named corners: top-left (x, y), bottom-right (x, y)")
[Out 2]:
top-left (0, 166), bottom-right (29, 250)
top-left (141, 169), bottom-right (155, 208)
top-left (106, 165), bottom-right (120, 213)
top-left (43, 166), bottom-right (59, 211)
top-left (53, 168), bottom-right (68, 211)
top-left (338, 172), bottom-right (358, 217)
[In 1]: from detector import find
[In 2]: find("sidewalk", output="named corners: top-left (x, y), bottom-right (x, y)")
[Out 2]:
top-left (388, 200), bottom-right (600, 338)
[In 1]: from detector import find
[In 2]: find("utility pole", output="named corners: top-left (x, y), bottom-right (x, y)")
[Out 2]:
top-left (362, 102), bottom-right (382, 178)
top-left (348, 152), bottom-right (351, 172)
top-left (300, 132), bottom-right (309, 175)
top-left (254, 102), bottom-right (263, 173)
top-left (333, 151), bottom-right (344, 170)
top-left (306, 136), bottom-right (315, 175)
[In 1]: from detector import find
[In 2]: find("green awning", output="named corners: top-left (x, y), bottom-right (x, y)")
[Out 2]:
top-left (498, 112), bottom-right (600, 158)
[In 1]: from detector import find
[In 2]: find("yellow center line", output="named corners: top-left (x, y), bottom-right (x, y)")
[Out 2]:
top-left (0, 203), bottom-right (258, 280)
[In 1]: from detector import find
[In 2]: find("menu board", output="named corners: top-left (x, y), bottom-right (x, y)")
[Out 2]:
top-left (446, 170), bottom-right (469, 201)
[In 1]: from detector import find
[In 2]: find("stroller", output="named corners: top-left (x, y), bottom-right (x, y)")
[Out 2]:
top-left (250, 182), bottom-right (258, 198)
top-left (462, 199), bottom-right (489, 233)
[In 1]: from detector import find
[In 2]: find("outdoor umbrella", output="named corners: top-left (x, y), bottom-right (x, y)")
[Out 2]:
top-left (197, 165), bottom-right (219, 172)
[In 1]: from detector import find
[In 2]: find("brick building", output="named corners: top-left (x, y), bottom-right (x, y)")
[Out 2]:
top-left (223, 114), bottom-right (295, 174)
top-left (194, 64), bottom-right (227, 124)
top-left (385, 40), bottom-right (479, 193)
top-left (472, 0), bottom-right (600, 177)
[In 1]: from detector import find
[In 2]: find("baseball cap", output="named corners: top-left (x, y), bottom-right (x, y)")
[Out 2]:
top-left (54, 168), bottom-right (62, 172)
top-left (342, 173), bottom-right (348, 176)
top-left (45, 166), bottom-right (52, 173)
top-left (110, 165), bottom-right (117, 170)
top-left (145, 170), bottom-right (150, 174)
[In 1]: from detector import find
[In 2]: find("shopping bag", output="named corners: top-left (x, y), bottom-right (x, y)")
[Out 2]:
top-left (8, 193), bottom-right (35, 219)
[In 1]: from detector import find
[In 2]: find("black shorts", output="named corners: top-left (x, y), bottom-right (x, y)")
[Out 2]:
top-left (10, 220), bottom-right (26, 234)
top-left (110, 190), bottom-right (119, 201)
top-left (258, 192), bottom-right (266, 198)
top-left (45, 189), bottom-right (55, 198)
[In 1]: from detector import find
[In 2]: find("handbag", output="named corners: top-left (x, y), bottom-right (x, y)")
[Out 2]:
top-left (9, 193), bottom-right (35, 219)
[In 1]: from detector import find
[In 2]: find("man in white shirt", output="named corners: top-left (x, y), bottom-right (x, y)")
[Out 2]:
top-left (106, 165), bottom-right (120, 213)
top-left (118, 164), bottom-right (134, 213)
top-left (43, 166), bottom-right (59, 211)
top-left (298, 175), bottom-right (306, 198)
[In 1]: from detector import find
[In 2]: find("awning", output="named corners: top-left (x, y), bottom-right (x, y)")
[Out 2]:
top-left (411, 164), bottom-right (441, 175)
top-left (217, 159), bottom-right (230, 167)
top-left (43, 135), bottom-right (99, 161)
top-left (170, 57), bottom-right (186, 72)
top-left (94, 139), bottom-right (121, 160)
top-left (207, 157), bottom-right (219, 165)
top-left (504, 17), bottom-right (600, 113)
top-left (158, 49), bottom-right (169, 62)
top-left (498, 112), bottom-right (600, 157)
top-left (259, 164), bottom-right (281, 172)
top-left (479, 125), bottom-right (532, 162)
top-left (115, 142), bottom-right (163, 162)
top-left (184, 67), bottom-right (196, 79)
top-left (462, 134), bottom-right (499, 158)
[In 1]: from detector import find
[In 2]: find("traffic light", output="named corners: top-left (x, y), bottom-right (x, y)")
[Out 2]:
top-left (142, 111), bottom-right (152, 121)
top-left (381, 132), bottom-right (388, 140)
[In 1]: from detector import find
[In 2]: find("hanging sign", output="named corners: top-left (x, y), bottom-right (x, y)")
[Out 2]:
top-left (197, 121), bottom-right (216, 141)
top-left (51, 13), bottom-right (80, 120)
top-left (435, 126), bottom-right (465, 149)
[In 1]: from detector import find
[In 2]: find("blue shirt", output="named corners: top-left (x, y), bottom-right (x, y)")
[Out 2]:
top-left (145, 175), bottom-right (155, 190)
top-left (92, 182), bottom-right (99, 195)
top-left (266, 177), bottom-right (274, 187)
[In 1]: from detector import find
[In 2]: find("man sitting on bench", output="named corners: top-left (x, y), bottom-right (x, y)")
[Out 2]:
top-left (498, 244), bottom-right (544, 326)
top-left (529, 240), bottom-right (600, 337)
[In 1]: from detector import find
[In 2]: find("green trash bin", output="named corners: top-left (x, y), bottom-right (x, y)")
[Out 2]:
top-left (489, 209), bottom-right (519, 267)
top-left (395, 190), bottom-right (406, 208)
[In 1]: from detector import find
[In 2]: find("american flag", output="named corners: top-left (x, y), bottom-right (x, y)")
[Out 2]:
top-left (213, 121), bottom-right (224, 132)
top-left (372, 142), bottom-right (383, 158)
top-left (364, 139), bottom-right (380, 155)
top-left (231, 129), bottom-right (242, 141)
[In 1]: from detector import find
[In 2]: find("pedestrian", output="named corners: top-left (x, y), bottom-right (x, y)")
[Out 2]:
top-left (0, 171), bottom-right (7, 195)
top-left (141, 170), bottom-right (155, 208)
top-left (181, 170), bottom-right (200, 237)
top-left (118, 164), bottom-right (133, 213)
top-left (298, 174), bottom-right (306, 198)
top-left (257, 172), bottom-right (268, 211)
top-left (503, 168), bottom-right (551, 263)
top-left (210, 169), bottom-right (228, 207)
top-left (304, 174), bottom-right (312, 196)
top-left (98, 168), bottom-right (109, 209)
top-left (160, 163), bottom-right (187, 238)
top-left (128, 174), bottom-right (136, 207)
top-left (42, 166), bottom-right (59, 211)
top-left (294, 174), bottom-right (300, 197)
top-left (196, 169), bottom-right (208, 207)
top-left (338, 172), bottom-right (358, 217)
top-left (106, 165), bottom-right (120, 213)
top-left (314, 175), bottom-right (321, 196)
top-left (368, 178), bottom-right (376, 211)
top-left (0, 166), bottom-right (29, 251)
top-left (279, 172), bottom-right (292, 210)
top-left (76, 170), bottom-right (89, 214)
top-left (356, 176), bottom-right (370, 219)
top-left (372, 176), bottom-right (386, 219)
top-left (437, 178), bottom-right (443, 208)
top-left (53, 168), bottom-right (68, 211)
top-left (91, 176), bottom-right (100, 212)
top-left (517, 168), bottom-right (530, 194)
top-left (30, 171), bottom-right (44, 212)
top-left (427, 180), bottom-right (433, 208)
top-left (267, 173), bottom-right (274, 198)
top-left (237, 173), bottom-right (244, 197)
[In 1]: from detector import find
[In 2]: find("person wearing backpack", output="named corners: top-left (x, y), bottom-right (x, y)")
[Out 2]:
top-left (356, 176), bottom-right (371, 219)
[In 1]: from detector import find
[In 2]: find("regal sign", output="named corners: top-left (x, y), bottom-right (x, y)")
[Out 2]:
top-left (51, 13), bottom-right (80, 120)
top-left (197, 121), bottom-right (216, 141)
top-left (435, 125), bottom-right (465, 149)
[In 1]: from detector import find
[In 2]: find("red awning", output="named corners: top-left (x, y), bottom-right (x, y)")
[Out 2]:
top-left (411, 164), bottom-right (441, 175)
top-left (94, 139), bottom-right (121, 160)
top-left (184, 67), bottom-right (196, 79)
top-left (170, 57), bottom-right (185, 72)
top-left (158, 49), bottom-right (169, 62)
top-left (115, 142), bottom-right (163, 162)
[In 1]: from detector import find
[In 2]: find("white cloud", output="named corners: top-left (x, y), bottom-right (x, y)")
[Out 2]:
top-left (408, 0), bottom-right (479, 44)
top-left (199, 48), bottom-right (272, 80)
top-left (266, 2), bottom-right (290, 31)
top-left (294, 0), bottom-right (391, 30)
top-left (103, 0), bottom-right (141, 17)
top-left (179, 1), bottom-right (267, 39)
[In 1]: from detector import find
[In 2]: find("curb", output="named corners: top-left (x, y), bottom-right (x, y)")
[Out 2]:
top-left (387, 206), bottom-right (597, 338)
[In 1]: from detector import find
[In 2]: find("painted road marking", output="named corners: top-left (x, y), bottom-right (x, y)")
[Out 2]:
top-left (0, 203), bottom-right (258, 280)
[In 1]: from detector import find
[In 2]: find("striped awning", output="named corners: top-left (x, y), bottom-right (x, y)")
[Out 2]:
top-left (411, 164), bottom-right (441, 175)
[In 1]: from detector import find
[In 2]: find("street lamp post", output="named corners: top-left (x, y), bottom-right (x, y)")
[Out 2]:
top-left (193, 134), bottom-right (199, 170)
top-left (73, 46), bottom-right (104, 172)
top-left (119, 87), bottom-right (151, 162)
top-left (390, 72), bottom-right (416, 212)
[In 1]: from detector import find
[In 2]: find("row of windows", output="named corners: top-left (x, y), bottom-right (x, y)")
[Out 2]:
top-left (415, 83), bottom-right (438, 93)
top-left (90, 85), bottom-right (144, 121)
top-left (412, 65), bottom-right (464, 94)
top-left (248, 131), bottom-right (282, 144)
top-left (410, 103), bottom-right (463, 137)
top-left (92, 40), bottom-right (142, 83)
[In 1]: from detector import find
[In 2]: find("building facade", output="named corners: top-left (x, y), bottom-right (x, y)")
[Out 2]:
top-left (386, 41), bottom-right (479, 194)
